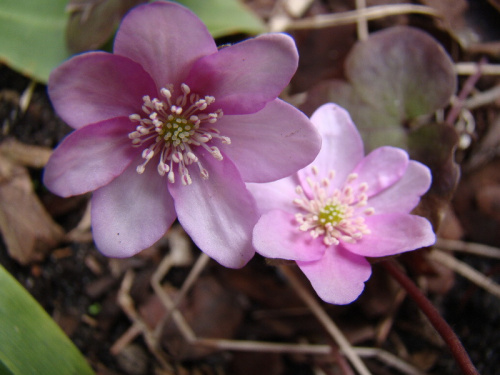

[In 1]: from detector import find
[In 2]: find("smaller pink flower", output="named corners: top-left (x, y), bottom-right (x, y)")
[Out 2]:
top-left (249, 103), bottom-right (436, 304)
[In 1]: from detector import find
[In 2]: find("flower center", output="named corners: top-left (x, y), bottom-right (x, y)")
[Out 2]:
top-left (318, 204), bottom-right (345, 226)
top-left (128, 83), bottom-right (230, 185)
top-left (293, 166), bottom-right (375, 246)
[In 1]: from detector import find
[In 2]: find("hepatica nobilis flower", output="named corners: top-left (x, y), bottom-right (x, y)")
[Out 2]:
top-left (249, 104), bottom-right (436, 304)
top-left (43, 1), bottom-right (321, 268)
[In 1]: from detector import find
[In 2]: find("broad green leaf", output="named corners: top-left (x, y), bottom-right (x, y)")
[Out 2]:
top-left (0, 0), bottom-right (71, 83)
top-left (302, 26), bottom-right (456, 152)
top-left (176, 0), bottom-right (265, 38)
top-left (346, 26), bottom-right (456, 121)
top-left (0, 265), bottom-right (95, 375)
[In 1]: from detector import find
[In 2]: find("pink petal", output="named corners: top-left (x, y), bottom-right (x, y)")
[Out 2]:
top-left (217, 99), bottom-right (321, 182)
top-left (343, 213), bottom-right (436, 257)
top-left (367, 161), bottom-right (432, 214)
top-left (91, 158), bottom-right (176, 258)
top-left (247, 175), bottom-right (299, 215)
top-left (298, 103), bottom-right (364, 192)
top-left (185, 33), bottom-right (298, 115)
top-left (114, 1), bottom-right (217, 90)
top-left (351, 146), bottom-right (409, 197)
top-left (48, 52), bottom-right (157, 129)
top-left (169, 150), bottom-right (258, 268)
top-left (43, 117), bottom-right (138, 197)
top-left (253, 210), bottom-right (326, 262)
top-left (297, 245), bottom-right (372, 305)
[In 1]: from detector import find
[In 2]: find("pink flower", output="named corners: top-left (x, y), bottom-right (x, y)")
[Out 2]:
top-left (43, 1), bottom-right (321, 268)
top-left (249, 103), bottom-right (436, 304)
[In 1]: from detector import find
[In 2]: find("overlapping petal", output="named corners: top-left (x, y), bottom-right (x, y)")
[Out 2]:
top-left (91, 157), bottom-right (176, 258)
top-left (297, 245), bottom-right (371, 305)
top-left (218, 99), bottom-right (321, 182)
top-left (169, 150), bottom-right (258, 268)
top-left (368, 161), bottom-right (432, 214)
top-left (298, 103), bottom-right (364, 192)
top-left (343, 213), bottom-right (436, 257)
top-left (351, 146), bottom-right (409, 197)
top-left (247, 175), bottom-right (299, 214)
top-left (185, 33), bottom-right (298, 115)
top-left (253, 210), bottom-right (325, 262)
top-left (114, 1), bottom-right (217, 89)
top-left (48, 53), bottom-right (157, 129)
top-left (43, 117), bottom-right (138, 197)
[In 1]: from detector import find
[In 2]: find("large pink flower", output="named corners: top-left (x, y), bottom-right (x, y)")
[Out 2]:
top-left (250, 103), bottom-right (436, 304)
top-left (43, 1), bottom-right (321, 268)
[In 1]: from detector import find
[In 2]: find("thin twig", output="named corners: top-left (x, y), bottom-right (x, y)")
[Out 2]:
top-left (353, 347), bottom-right (426, 375)
top-left (281, 5), bottom-right (439, 31)
top-left (151, 253), bottom-right (333, 355)
top-left (195, 338), bottom-right (331, 355)
top-left (436, 238), bottom-right (500, 259)
top-left (19, 80), bottom-right (36, 114)
top-left (116, 270), bottom-right (173, 370)
top-left (446, 58), bottom-right (486, 125)
top-left (279, 265), bottom-right (372, 375)
top-left (381, 260), bottom-right (479, 375)
top-left (152, 252), bottom-right (210, 340)
top-left (455, 62), bottom-right (500, 76)
top-left (464, 85), bottom-right (500, 110)
top-left (355, 0), bottom-right (369, 41)
top-left (429, 249), bottom-right (500, 300)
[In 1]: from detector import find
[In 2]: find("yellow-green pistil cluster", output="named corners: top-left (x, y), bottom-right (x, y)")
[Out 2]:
top-left (293, 166), bottom-right (375, 246)
top-left (128, 83), bottom-right (230, 185)
top-left (318, 204), bottom-right (346, 226)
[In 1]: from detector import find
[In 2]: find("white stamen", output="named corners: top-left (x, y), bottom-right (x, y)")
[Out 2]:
top-left (128, 83), bottom-right (230, 183)
top-left (293, 166), bottom-right (374, 245)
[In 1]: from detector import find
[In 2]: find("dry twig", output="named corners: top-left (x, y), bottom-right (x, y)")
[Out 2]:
top-left (429, 249), bottom-right (500, 300)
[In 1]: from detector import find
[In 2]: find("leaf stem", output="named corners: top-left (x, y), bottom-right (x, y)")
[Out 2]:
top-left (381, 260), bottom-right (479, 375)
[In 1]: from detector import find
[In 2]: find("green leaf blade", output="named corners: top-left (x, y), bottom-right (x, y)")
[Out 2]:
top-left (0, 265), bottom-right (95, 375)
top-left (0, 0), bottom-right (71, 82)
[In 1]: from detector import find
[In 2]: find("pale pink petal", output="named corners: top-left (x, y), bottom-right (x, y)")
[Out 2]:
top-left (298, 103), bottom-right (364, 192)
top-left (169, 150), bottom-right (258, 268)
top-left (185, 33), bottom-right (298, 115)
top-left (247, 175), bottom-right (299, 214)
top-left (48, 52), bottom-right (157, 129)
top-left (217, 100), bottom-right (321, 182)
top-left (253, 210), bottom-right (326, 262)
top-left (114, 1), bottom-right (217, 89)
top-left (43, 117), bottom-right (138, 197)
top-left (350, 146), bottom-right (409, 197)
top-left (343, 213), bottom-right (436, 257)
top-left (367, 161), bottom-right (432, 214)
top-left (297, 245), bottom-right (371, 305)
top-left (91, 158), bottom-right (176, 258)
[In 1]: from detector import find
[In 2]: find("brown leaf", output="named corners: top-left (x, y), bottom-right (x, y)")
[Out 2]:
top-left (0, 154), bottom-right (64, 264)
top-left (66, 0), bottom-right (147, 53)
top-left (0, 138), bottom-right (52, 168)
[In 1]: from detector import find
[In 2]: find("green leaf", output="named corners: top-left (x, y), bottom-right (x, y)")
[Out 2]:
top-left (302, 26), bottom-right (456, 152)
top-left (0, 0), bottom-right (71, 83)
top-left (175, 0), bottom-right (265, 38)
top-left (0, 265), bottom-right (95, 375)
top-left (346, 26), bottom-right (456, 121)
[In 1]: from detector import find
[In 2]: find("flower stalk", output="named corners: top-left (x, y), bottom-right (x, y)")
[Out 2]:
top-left (382, 259), bottom-right (479, 375)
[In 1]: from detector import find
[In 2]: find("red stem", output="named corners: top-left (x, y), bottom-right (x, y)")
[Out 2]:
top-left (445, 57), bottom-right (486, 126)
top-left (381, 259), bottom-right (479, 375)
